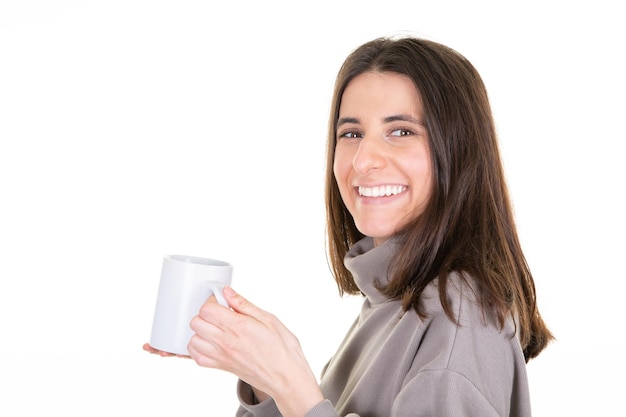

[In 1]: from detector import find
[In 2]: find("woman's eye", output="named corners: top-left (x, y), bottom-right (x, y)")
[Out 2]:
top-left (390, 129), bottom-right (412, 137)
top-left (339, 131), bottom-right (362, 139)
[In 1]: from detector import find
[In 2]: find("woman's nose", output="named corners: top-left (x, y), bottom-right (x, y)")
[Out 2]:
top-left (352, 137), bottom-right (385, 173)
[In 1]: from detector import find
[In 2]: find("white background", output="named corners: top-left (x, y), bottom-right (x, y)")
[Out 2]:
top-left (1, 1), bottom-right (624, 415)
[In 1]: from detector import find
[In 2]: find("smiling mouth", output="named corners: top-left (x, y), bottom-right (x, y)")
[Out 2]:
top-left (358, 185), bottom-right (407, 197)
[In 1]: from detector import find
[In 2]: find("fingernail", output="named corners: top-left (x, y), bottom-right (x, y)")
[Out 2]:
top-left (223, 286), bottom-right (236, 297)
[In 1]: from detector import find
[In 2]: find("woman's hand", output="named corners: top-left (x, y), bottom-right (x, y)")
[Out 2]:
top-left (187, 286), bottom-right (324, 417)
top-left (142, 343), bottom-right (191, 358)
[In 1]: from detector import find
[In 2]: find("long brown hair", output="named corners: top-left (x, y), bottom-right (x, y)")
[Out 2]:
top-left (325, 36), bottom-right (553, 361)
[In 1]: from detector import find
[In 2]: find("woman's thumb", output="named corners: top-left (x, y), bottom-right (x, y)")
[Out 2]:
top-left (223, 286), bottom-right (256, 316)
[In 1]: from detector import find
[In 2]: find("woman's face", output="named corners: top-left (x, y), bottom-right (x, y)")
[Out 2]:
top-left (333, 71), bottom-right (433, 246)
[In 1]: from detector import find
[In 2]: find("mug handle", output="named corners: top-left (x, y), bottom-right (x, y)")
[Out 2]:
top-left (206, 283), bottom-right (229, 308)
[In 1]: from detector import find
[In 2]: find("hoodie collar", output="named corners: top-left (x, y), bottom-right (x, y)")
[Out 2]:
top-left (344, 237), bottom-right (399, 305)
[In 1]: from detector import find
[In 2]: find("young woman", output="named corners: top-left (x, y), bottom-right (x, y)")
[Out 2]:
top-left (145, 35), bottom-right (552, 417)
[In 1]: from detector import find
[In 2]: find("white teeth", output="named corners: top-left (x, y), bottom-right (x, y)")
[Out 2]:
top-left (358, 185), bottom-right (406, 197)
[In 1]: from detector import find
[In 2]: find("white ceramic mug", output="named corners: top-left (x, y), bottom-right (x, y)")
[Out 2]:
top-left (149, 255), bottom-right (233, 355)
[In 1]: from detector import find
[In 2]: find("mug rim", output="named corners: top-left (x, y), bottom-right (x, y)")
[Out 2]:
top-left (166, 254), bottom-right (231, 267)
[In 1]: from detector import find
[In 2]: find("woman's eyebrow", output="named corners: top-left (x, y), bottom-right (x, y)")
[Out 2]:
top-left (337, 114), bottom-right (424, 128)
top-left (337, 117), bottom-right (360, 127)
top-left (383, 114), bottom-right (424, 125)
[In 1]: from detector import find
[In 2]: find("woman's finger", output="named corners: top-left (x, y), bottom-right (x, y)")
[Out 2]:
top-left (142, 343), bottom-right (190, 358)
top-left (220, 286), bottom-right (277, 327)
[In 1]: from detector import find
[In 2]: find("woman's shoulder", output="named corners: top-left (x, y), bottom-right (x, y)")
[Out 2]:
top-left (408, 273), bottom-right (527, 412)
top-left (421, 271), bottom-right (516, 336)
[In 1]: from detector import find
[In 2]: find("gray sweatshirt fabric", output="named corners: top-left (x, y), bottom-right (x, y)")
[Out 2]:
top-left (236, 237), bottom-right (532, 417)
